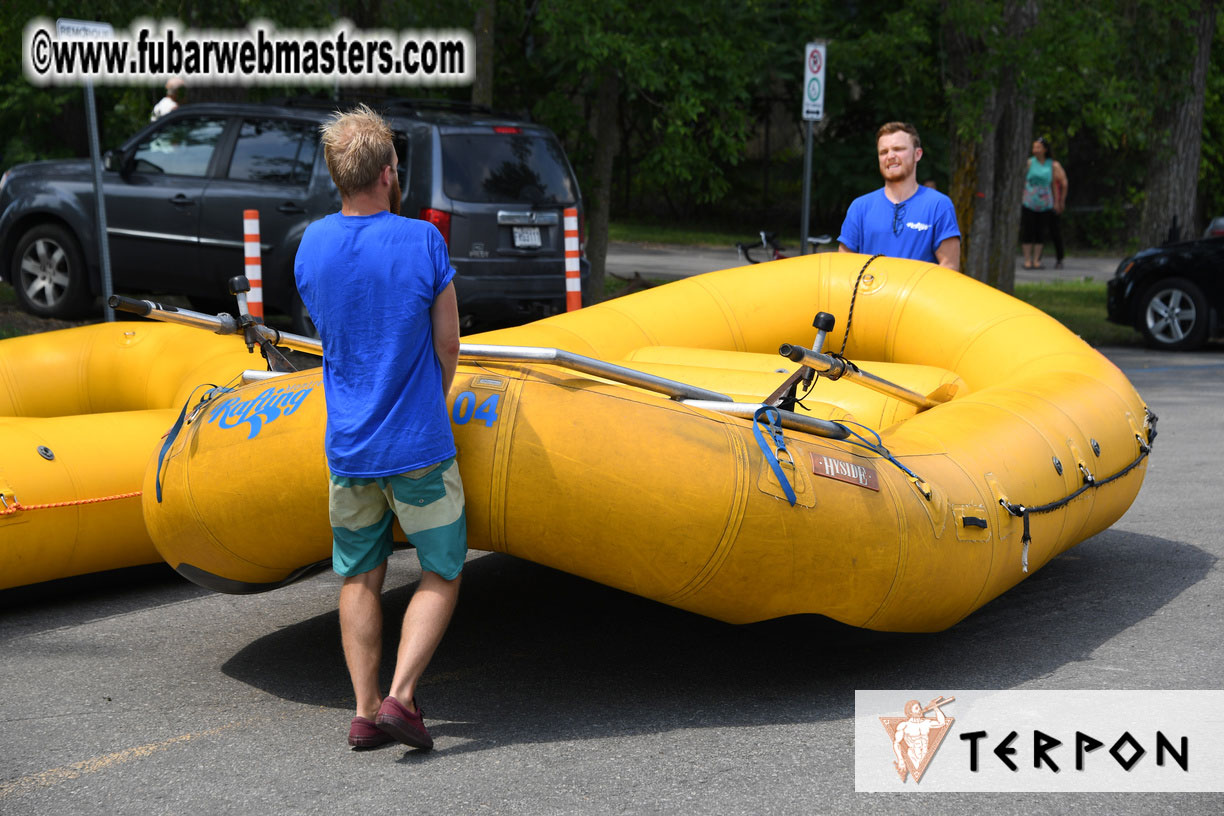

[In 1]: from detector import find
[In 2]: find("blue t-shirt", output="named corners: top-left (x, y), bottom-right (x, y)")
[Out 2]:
top-left (294, 211), bottom-right (456, 477)
top-left (838, 186), bottom-right (960, 263)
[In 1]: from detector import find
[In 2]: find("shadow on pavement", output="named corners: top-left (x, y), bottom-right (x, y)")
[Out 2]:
top-left (0, 563), bottom-right (211, 644)
top-left (221, 529), bottom-right (1214, 756)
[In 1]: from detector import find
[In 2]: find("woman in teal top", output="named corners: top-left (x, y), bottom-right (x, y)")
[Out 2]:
top-left (1021, 137), bottom-right (1069, 269)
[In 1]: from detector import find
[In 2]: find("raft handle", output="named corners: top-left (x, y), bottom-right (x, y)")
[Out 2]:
top-left (962, 516), bottom-right (988, 529)
top-left (778, 343), bottom-right (943, 412)
top-left (460, 344), bottom-right (734, 404)
top-left (681, 401), bottom-right (849, 440)
top-left (109, 294), bottom-right (152, 317)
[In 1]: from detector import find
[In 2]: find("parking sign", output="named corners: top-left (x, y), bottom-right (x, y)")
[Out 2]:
top-left (803, 41), bottom-right (826, 121)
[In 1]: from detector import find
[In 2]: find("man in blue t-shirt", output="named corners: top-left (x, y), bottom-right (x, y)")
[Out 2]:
top-left (838, 122), bottom-right (961, 270)
top-left (294, 105), bottom-right (464, 753)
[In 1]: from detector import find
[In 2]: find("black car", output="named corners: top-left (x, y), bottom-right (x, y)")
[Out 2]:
top-left (0, 99), bottom-right (589, 334)
top-left (1106, 235), bottom-right (1224, 350)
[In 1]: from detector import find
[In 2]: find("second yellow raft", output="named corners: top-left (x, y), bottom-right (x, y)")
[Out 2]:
top-left (142, 253), bottom-right (1152, 631)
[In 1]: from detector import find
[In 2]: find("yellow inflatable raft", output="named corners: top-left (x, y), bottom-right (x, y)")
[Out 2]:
top-left (136, 253), bottom-right (1154, 632)
top-left (0, 323), bottom-right (258, 589)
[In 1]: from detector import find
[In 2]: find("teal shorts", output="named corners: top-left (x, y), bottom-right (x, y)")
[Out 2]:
top-left (328, 457), bottom-right (467, 580)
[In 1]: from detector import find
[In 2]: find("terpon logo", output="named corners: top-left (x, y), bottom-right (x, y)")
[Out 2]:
top-left (205, 384), bottom-right (313, 439)
top-left (879, 696), bottom-right (955, 783)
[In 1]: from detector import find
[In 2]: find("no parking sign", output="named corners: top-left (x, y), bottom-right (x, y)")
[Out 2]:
top-left (803, 41), bottom-right (826, 121)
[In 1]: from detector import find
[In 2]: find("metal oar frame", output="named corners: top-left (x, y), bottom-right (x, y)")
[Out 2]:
top-left (106, 290), bottom-right (849, 441)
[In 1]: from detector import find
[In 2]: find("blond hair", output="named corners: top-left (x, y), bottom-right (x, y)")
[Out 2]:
top-left (320, 104), bottom-right (395, 198)
top-left (876, 121), bottom-right (921, 150)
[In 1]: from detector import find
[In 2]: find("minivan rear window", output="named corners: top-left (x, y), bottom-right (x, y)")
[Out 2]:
top-left (441, 133), bottom-right (577, 205)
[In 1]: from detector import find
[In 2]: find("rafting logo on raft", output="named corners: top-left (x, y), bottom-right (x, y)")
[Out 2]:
top-left (879, 696), bottom-right (955, 783)
top-left (206, 384), bottom-right (314, 439)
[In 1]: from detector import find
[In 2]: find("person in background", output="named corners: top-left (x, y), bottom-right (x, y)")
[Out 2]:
top-left (150, 77), bottom-right (185, 121)
top-left (839, 122), bottom-right (961, 270)
top-left (1021, 136), bottom-right (1069, 269)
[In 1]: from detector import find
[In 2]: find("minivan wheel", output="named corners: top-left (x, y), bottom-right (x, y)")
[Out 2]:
top-left (11, 223), bottom-right (93, 318)
top-left (1138, 276), bottom-right (1209, 350)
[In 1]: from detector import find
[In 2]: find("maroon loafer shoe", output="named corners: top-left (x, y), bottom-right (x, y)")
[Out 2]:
top-left (374, 695), bottom-right (434, 750)
top-left (348, 715), bottom-right (394, 749)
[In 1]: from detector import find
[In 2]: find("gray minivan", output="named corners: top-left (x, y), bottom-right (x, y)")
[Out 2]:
top-left (0, 99), bottom-right (589, 333)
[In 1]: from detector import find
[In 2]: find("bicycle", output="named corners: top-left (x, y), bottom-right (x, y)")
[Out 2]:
top-left (735, 231), bottom-right (833, 264)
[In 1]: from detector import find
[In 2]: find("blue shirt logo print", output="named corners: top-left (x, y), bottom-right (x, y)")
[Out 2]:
top-left (206, 385), bottom-right (313, 439)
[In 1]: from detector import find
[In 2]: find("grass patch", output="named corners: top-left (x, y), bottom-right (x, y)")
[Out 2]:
top-left (0, 283), bottom-right (20, 339)
top-left (1013, 280), bottom-right (1139, 347)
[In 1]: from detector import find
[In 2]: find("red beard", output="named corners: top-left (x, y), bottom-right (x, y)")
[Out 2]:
top-left (388, 174), bottom-right (402, 215)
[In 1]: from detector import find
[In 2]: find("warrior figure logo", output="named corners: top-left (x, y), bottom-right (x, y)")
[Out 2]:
top-left (878, 695), bottom-right (954, 783)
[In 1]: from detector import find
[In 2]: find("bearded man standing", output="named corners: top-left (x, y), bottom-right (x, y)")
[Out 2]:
top-left (838, 121), bottom-right (961, 270)
top-left (294, 104), bottom-right (465, 752)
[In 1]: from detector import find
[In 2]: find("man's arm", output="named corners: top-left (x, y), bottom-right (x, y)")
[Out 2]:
top-left (839, 243), bottom-right (854, 254)
top-left (935, 236), bottom-right (960, 271)
top-left (430, 282), bottom-right (461, 398)
top-left (1053, 161), bottom-right (1068, 214)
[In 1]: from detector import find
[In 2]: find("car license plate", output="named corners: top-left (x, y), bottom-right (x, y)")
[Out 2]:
top-left (513, 226), bottom-right (541, 248)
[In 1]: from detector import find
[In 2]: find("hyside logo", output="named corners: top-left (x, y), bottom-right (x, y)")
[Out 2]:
top-left (879, 696), bottom-right (955, 783)
top-left (206, 384), bottom-right (313, 439)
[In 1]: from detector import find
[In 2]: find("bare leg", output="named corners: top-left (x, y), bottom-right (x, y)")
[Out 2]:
top-left (339, 561), bottom-right (388, 720)
top-left (388, 570), bottom-right (462, 708)
top-left (1022, 244), bottom-right (1035, 268)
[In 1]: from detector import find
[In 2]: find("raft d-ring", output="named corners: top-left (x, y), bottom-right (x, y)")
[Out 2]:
top-left (0, 495), bottom-right (9, 510)
top-left (1078, 462), bottom-right (1095, 484)
top-left (777, 448), bottom-right (796, 470)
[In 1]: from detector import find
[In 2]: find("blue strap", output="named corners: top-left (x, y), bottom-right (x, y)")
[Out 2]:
top-left (753, 405), bottom-right (797, 506)
top-left (156, 385), bottom-right (232, 503)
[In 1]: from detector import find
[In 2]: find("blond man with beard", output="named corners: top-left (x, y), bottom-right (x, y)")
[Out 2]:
top-left (294, 105), bottom-right (465, 752)
top-left (839, 121), bottom-right (961, 270)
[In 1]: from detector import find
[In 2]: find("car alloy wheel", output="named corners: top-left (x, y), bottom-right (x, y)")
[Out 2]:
top-left (11, 223), bottom-right (92, 318)
top-left (21, 239), bottom-right (71, 308)
top-left (1139, 276), bottom-right (1209, 350)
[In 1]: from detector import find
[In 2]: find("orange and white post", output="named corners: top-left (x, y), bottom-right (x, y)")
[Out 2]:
top-left (564, 207), bottom-right (581, 311)
top-left (243, 209), bottom-right (263, 319)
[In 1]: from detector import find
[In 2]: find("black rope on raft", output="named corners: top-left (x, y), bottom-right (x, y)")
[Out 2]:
top-left (838, 254), bottom-right (883, 357)
top-left (999, 410), bottom-right (1157, 572)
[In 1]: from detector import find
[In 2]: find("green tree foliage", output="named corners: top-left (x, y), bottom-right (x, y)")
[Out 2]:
top-left (1199, 12), bottom-right (1224, 223)
top-left (3, 0), bottom-right (1217, 288)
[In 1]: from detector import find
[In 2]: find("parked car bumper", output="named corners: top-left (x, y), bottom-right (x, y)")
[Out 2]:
top-left (453, 256), bottom-right (591, 327)
top-left (1105, 274), bottom-right (1133, 326)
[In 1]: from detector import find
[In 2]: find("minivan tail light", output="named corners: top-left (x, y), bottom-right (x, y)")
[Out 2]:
top-left (418, 208), bottom-right (452, 246)
top-left (493, 126), bottom-right (521, 134)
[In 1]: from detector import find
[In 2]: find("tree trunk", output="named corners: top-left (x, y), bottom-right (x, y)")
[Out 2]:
top-left (585, 71), bottom-right (620, 300)
top-left (1138, 0), bottom-right (1217, 246)
top-left (471, 0), bottom-right (496, 109)
top-left (944, 0), bottom-right (1037, 292)
top-left (985, 61), bottom-right (1035, 293)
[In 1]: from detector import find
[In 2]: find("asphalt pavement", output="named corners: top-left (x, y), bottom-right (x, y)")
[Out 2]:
top-left (605, 241), bottom-right (1121, 283)
top-left (2, 342), bottom-right (1221, 814)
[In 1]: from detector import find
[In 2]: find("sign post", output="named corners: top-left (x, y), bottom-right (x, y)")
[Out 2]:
top-left (57, 19), bottom-right (116, 320)
top-left (800, 41), bottom-right (826, 255)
